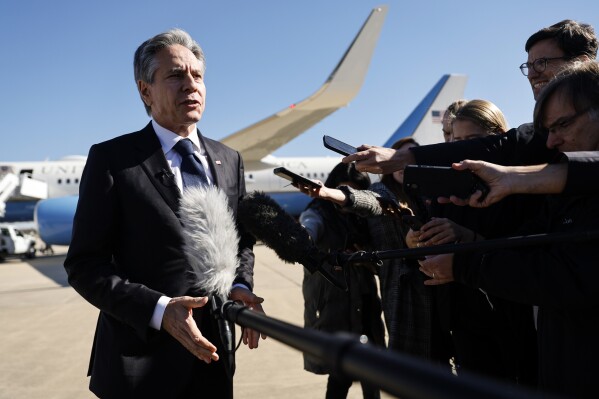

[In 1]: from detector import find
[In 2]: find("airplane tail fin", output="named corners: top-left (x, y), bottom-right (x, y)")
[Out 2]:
top-left (383, 74), bottom-right (468, 147)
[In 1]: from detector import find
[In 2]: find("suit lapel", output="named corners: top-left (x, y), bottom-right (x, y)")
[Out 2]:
top-left (133, 122), bottom-right (181, 214)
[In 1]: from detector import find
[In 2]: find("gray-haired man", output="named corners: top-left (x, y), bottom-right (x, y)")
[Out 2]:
top-left (65, 29), bottom-right (265, 398)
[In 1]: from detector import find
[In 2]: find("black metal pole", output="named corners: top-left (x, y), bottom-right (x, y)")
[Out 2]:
top-left (339, 229), bottom-right (599, 264)
top-left (222, 301), bottom-right (560, 399)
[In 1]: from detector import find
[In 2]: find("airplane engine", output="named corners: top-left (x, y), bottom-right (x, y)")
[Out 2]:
top-left (35, 195), bottom-right (78, 246)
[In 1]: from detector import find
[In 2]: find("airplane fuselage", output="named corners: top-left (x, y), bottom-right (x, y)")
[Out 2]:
top-left (0, 156), bottom-right (85, 198)
top-left (0, 155), bottom-right (346, 224)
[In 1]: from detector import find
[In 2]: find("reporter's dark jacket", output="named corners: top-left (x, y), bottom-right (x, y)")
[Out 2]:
top-left (453, 192), bottom-right (599, 398)
top-left (300, 199), bottom-right (385, 374)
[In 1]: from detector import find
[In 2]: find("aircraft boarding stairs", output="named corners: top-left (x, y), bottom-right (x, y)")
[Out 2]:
top-left (0, 171), bottom-right (48, 217)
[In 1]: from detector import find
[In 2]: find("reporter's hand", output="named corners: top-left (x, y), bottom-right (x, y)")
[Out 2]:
top-left (405, 228), bottom-right (421, 248)
top-left (229, 287), bottom-right (267, 349)
top-left (418, 254), bottom-right (455, 286)
top-left (295, 180), bottom-right (324, 198)
top-left (437, 160), bottom-right (511, 208)
top-left (417, 218), bottom-right (475, 245)
top-left (296, 183), bottom-right (350, 206)
top-left (162, 296), bottom-right (219, 363)
top-left (342, 144), bottom-right (415, 174)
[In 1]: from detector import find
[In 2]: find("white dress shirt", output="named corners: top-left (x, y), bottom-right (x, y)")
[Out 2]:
top-left (152, 119), bottom-right (214, 187)
top-left (149, 120), bottom-right (248, 330)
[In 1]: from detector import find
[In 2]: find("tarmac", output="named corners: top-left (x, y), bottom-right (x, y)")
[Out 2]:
top-left (0, 244), bottom-right (395, 399)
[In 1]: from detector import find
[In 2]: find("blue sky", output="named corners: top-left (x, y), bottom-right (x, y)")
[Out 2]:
top-left (2, 0), bottom-right (598, 161)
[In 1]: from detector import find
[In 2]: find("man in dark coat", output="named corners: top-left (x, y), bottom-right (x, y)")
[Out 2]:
top-left (64, 28), bottom-right (265, 398)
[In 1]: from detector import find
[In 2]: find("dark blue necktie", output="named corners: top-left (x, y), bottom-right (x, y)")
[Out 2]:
top-left (173, 138), bottom-right (209, 187)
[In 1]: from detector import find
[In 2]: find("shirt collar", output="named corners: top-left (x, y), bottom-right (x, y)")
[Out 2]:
top-left (152, 120), bottom-right (202, 154)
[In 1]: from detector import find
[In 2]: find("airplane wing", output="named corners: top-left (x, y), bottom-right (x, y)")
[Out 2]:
top-left (220, 5), bottom-right (388, 167)
top-left (383, 74), bottom-right (468, 147)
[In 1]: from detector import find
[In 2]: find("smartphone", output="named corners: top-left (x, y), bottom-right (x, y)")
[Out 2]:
top-left (273, 167), bottom-right (322, 190)
top-left (403, 165), bottom-right (489, 200)
top-left (323, 135), bottom-right (358, 156)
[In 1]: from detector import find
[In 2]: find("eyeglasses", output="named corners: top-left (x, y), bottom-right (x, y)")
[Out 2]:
top-left (519, 56), bottom-right (570, 76)
top-left (541, 109), bottom-right (588, 136)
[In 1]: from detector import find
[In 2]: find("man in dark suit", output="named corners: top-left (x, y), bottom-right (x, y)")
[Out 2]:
top-left (64, 28), bottom-right (265, 398)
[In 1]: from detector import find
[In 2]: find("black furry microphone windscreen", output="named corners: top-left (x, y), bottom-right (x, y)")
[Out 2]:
top-left (237, 191), bottom-right (322, 274)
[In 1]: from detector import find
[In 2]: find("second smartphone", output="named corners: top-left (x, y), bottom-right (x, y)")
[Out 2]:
top-left (323, 135), bottom-right (358, 156)
top-left (273, 167), bottom-right (322, 190)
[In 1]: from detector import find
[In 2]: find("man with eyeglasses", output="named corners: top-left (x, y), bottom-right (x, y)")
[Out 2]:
top-left (522, 20), bottom-right (596, 101)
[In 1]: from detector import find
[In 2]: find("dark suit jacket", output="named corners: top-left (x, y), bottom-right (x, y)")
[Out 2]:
top-left (64, 122), bottom-right (255, 398)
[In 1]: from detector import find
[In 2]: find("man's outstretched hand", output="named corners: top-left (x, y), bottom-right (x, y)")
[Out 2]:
top-left (162, 296), bottom-right (219, 363)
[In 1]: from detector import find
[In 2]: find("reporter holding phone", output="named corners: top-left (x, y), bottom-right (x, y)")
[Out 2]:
top-left (411, 100), bottom-right (538, 387)
top-left (298, 162), bottom-right (384, 399)
top-left (300, 138), bottom-right (456, 368)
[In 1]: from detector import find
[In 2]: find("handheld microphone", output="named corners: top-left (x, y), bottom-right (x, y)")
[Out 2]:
top-left (210, 293), bottom-right (234, 366)
top-left (238, 191), bottom-right (347, 290)
top-left (179, 186), bottom-right (238, 363)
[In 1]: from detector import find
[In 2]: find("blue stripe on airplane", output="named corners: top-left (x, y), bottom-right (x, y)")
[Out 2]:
top-left (35, 192), bottom-right (310, 246)
top-left (382, 74), bottom-right (450, 148)
top-left (267, 192), bottom-right (312, 218)
top-left (0, 201), bottom-right (37, 222)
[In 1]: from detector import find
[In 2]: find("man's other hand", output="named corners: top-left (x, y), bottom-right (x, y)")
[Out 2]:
top-left (229, 287), bottom-right (267, 349)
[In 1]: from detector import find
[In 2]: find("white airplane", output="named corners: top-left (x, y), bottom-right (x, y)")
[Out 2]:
top-left (0, 5), bottom-right (389, 244)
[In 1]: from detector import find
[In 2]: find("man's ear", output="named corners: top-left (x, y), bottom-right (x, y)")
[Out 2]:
top-left (138, 80), bottom-right (152, 107)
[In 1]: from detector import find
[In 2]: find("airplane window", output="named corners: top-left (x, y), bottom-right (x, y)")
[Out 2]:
top-left (75, 179), bottom-right (79, 184)
top-left (57, 179), bottom-right (62, 184)
top-left (66, 179), bottom-right (71, 184)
